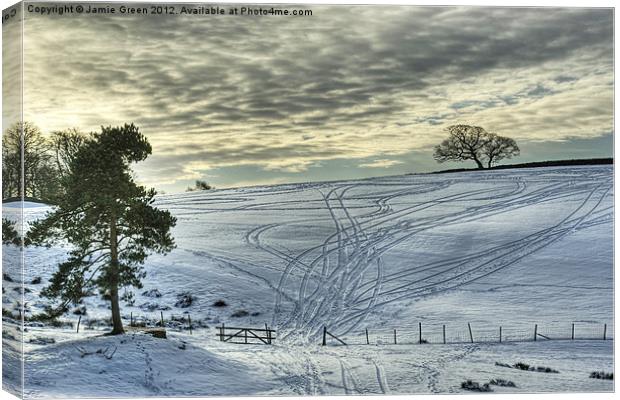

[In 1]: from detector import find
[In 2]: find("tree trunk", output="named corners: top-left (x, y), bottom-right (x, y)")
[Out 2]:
top-left (108, 215), bottom-right (125, 335)
top-left (473, 157), bottom-right (484, 169)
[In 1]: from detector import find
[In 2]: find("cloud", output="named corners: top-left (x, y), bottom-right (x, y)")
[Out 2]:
top-left (7, 5), bottom-right (613, 189)
top-left (359, 159), bottom-right (405, 169)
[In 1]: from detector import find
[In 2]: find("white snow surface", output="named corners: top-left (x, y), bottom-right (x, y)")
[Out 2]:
top-left (2, 165), bottom-right (614, 397)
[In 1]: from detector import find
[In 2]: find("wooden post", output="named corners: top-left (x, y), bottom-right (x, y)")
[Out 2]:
top-left (534, 324), bottom-right (538, 341)
top-left (188, 314), bottom-right (192, 335)
top-left (419, 322), bottom-right (422, 344)
top-left (130, 312), bottom-right (133, 327)
top-left (393, 329), bottom-right (397, 344)
top-left (442, 324), bottom-right (446, 344)
top-left (468, 323), bottom-right (474, 343)
top-left (76, 315), bottom-right (81, 333)
top-left (322, 326), bottom-right (327, 346)
top-left (571, 323), bottom-right (575, 340)
top-left (244, 329), bottom-right (248, 344)
top-left (365, 328), bottom-right (370, 345)
top-left (266, 324), bottom-right (272, 344)
top-left (160, 311), bottom-right (164, 327)
top-left (603, 324), bottom-right (607, 340)
top-left (499, 326), bottom-right (502, 343)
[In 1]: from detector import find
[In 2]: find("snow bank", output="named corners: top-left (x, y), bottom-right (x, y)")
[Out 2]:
top-left (24, 332), bottom-right (275, 398)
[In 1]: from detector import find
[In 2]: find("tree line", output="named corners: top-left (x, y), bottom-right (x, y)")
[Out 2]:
top-left (2, 122), bottom-right (87, 202)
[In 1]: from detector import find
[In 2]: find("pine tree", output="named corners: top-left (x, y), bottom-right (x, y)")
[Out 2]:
top-left (2, 218), bottom-right (19, 245)
top-left (29, 124), bottom-right (176, 334)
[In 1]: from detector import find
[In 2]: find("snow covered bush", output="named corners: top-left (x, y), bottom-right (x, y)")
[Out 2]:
top-left (231, 309), bottom-right (249, 318)
top-left (139, 302), bottom-right (170, 312)
top-left (536, 366), bottom-right (559, 374)
top-left (212, 299), bottom-right (227, 307)
top-left (28, 337), bottom-right (56, 345)
top-left (514, 362), bottom-right (530, 371)
top-left (500, 362), bottom-right (558, 373)
top-left (489, 379), bottom-right (516, 387)
top-left (590, 371), bottom-right (613, 380)
top-left (175, 292), bottom-right (195, 308)
top-left (142, 289), bottom-right (162, 298)
top-left (461, 380), bottom-right (492, 392)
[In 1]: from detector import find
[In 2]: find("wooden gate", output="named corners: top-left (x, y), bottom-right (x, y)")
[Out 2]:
top-left (216, 324), bottom-right (276, 344)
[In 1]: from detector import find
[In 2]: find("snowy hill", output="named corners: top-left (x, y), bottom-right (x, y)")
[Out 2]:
top-left (2, 165), bottom-right (613, 396)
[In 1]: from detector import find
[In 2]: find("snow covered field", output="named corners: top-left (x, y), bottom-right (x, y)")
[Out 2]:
top-left (2, 165), bottom-right (614, 397)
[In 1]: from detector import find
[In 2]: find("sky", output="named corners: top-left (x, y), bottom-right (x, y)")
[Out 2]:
top-left (2, 4), bottom-right (614, 192)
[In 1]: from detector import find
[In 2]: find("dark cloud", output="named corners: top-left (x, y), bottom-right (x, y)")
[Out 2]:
top-left (554, 75), bottom-right (579, 84)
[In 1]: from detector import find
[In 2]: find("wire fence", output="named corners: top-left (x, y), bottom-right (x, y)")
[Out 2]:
top-left (67, 312), bottom-right (614, 347)
top-left (327, 321), bottom-right (613, 346)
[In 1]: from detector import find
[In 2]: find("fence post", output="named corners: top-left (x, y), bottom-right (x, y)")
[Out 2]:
top-left (571, 323), bottom-right (575, 340)
top-left (499, 326), bottom-right (502, 343)
top-left (394, 329), bottom-right (397, 344)
top-left (322, 326), bottom-right (327, 346)
top-left (130, 312), bottom-right (133, 327)
top-left (244, 329), bottom-right (248, 344)
top-left (443, 325), bottom-right (446, 344)
top-left (160, 311), bottom-right (164, 327)
top-left (188, 314), bottom-right (192, 335)
top-left (534, 324), bottom-right (537, 341)
top-left (603, 324), bottom-right (607, 340)
top-left (468, 323), bottom-right (474, 343)
top-left (365, 328), bottom-right (370, 345)
top-left (76, 315), bottom-right (81, 333)
top-left (419, 322), bottom-right (422, 344)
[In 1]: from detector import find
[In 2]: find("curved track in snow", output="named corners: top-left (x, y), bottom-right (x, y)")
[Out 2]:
top-left (157, 166), bottom-right (613, 342)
